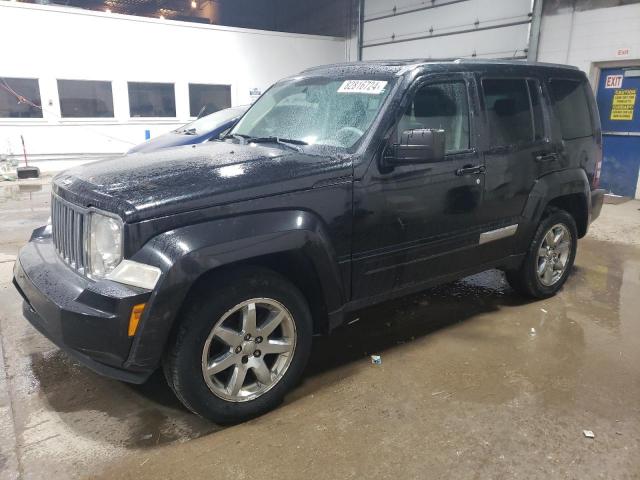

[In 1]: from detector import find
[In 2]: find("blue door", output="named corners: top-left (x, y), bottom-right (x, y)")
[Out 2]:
top-left (596, 67), bottom-right (640, 198)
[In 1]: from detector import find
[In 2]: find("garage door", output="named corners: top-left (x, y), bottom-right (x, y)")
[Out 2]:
top-left (361, 0), bottom-right (533, 61)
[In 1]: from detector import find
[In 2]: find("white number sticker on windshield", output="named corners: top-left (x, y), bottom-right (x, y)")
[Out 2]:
top-left (338, 80), bottom-right (388, 95)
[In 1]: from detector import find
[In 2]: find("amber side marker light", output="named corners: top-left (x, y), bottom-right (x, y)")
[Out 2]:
top-left (128, 303), bottom-right (146, 337)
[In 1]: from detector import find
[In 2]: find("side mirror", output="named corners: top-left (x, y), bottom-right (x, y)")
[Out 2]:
top-left (385, 128), bottom-right (445, 165)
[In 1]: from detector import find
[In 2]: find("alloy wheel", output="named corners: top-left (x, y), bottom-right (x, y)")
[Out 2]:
top-left (201, 298), bottom-right (296, 402)
top-left (537, 223), bottom-right (572, 287)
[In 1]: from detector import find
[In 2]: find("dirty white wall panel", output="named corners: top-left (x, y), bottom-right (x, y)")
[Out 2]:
top-left (537, 3), bottom-right (640, 74)
top-left (362, 0), bottom-right (532, 60)
top-left (0, 3), bottom-right (346, 161)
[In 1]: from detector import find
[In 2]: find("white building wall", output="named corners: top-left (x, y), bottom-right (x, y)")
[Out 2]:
top-left (537, 2), bottom-right (640, 199)
top-left (362, 0), bottom-right (532, 60)
top-left (0, 2), bottom-right (346, 165)
top-left (537, 2), bottom-right (640, 75)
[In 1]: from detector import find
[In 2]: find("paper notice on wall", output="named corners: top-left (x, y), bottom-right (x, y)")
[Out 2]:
top-left (610, 89), bottom-right (636, 121)
top-left (338, 80), bottom-right (388, 94)
top-left (249, 88), bottom-right (262, 102)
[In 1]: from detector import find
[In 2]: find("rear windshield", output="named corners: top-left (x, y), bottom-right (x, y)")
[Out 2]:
top-left (548, 79), bottom-right (593, 140)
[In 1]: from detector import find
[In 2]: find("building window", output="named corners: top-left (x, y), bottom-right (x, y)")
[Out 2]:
top-left (128, 82), bottom-right (176, 117)
top-left (0, 77), bottom-right (43, 118)
top-left (189, 84), bottom-right (231, 117)
top-left (548, 79), bottom-right (593, 140)
top-left (58, 80), bottom-right (114, 118)
top-left (482, 78), bottom-right (534, 147)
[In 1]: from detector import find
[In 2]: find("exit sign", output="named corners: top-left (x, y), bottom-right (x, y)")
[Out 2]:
top-left (616, 47), bottom-right (631, 57)
top-left (605, 75), bottom-right (623, 89)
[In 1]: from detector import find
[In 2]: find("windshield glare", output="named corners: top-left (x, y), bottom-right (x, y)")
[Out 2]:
top-left (230, 77), bottom-right (393, 149)
top-left (177, 106), bottom-right (245, 134)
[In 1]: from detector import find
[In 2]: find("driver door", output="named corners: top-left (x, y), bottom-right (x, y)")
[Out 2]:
top-left (351, 73), bottom-right (486, 301)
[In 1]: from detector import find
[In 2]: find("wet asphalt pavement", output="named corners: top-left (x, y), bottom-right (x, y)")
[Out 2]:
top-left (0, 179), bottom-right (638, 479)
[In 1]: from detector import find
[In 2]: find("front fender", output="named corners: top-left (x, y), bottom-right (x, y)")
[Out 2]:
top-left (123, 210), bottom-right (344, 371)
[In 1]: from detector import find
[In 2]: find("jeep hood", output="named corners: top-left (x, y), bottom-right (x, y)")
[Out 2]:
top-left (52, 142), bottom-right (351, 222)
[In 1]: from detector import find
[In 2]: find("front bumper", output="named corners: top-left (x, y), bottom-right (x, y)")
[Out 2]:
top-left (13, 228), bottom-right (154, 383)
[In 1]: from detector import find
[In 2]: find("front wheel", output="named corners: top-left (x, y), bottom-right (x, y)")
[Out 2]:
top-left (506, 209), bottom-right (578, 298)
top-left (163, 268), bottom-right (313, 424)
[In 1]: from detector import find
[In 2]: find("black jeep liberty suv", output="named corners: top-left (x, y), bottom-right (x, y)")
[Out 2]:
top-left (14, 59), bottom-right (605, 423)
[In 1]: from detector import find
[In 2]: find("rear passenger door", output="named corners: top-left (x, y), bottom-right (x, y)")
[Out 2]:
top-left (477, 77), bottom-right (555, 248)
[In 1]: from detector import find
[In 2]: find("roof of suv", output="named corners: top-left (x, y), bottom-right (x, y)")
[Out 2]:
top-left (301, 58), bottom-right (581, 77)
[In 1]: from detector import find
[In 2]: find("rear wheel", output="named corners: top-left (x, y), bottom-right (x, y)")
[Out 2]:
top-left (163, 268), bottom-right (313, 424)
top-left (506, 209), bottom-right (577, 298)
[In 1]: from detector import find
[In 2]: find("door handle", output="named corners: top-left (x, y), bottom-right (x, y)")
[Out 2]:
top-left (535, 153), bottom-right (559, 163)
top-left (455, 164), bottom-right (486, 176)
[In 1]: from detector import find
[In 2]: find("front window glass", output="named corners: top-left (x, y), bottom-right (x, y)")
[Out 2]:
top-left (397, 81), bottom-right (470, 153)
top-left (230, 77), bottom-right (393, 149)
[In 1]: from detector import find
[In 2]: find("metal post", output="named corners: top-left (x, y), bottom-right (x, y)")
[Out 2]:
top-left (527, 0), bottom-right (544, 62)
top-left (357, 0), bottom-right (364, 61)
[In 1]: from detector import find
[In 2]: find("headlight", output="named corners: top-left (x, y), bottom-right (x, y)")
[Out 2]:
top-left (88, 211), bottom-right (123, 277)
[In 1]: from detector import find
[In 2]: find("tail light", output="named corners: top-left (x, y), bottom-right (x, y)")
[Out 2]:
top-left (592, 145), bottom-right (603, 189)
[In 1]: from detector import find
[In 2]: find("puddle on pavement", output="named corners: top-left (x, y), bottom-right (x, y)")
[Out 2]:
top-left (28, 350), bottom-right (218, 449)
top-left (0, 181), bottom-right (51, 256)
top-left (19, 229), bottom-right (640, 449)
top-left (305, 269), bottom-right (520, 377)
top-left (0, 181), bottom-right (47, 203)
top-left (300, 240), bottom-right (640, 409)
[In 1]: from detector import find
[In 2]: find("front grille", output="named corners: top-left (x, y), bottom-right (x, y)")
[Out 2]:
top-left (51, 193), bottom-right (88, 272)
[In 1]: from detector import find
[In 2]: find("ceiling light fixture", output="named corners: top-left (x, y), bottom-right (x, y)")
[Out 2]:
top-left (191, 1), bottom-right (197, 8)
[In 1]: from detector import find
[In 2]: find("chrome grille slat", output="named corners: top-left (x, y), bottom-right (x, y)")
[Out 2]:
top-left (51, 193), bottom-right (88, 273)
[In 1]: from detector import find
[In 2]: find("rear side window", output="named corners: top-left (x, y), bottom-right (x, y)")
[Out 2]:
top-left (482, 78), bottom-right (534, 147)
top-left (548, 79), bottom-right (593, 140)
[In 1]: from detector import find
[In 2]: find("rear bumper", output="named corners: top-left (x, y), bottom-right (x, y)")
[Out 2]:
top-left (13, 230), bottom-right (154, 384)
top-left (590, 188), bottom-right (605, 223)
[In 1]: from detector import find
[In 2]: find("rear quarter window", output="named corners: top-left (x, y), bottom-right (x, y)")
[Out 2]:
top-left (548, 78), bottom-right (593, 140)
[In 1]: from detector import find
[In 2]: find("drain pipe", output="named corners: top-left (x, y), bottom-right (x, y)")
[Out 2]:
top-left (527, 0), bottom-right (544, 62)
top-left (357, 0), bottom-right (364, 61)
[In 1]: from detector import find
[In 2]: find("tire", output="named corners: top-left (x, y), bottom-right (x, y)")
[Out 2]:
top-left (506, 209), bottom-right (578, 299)
top-left (163, 267), bottom-right (313, 424)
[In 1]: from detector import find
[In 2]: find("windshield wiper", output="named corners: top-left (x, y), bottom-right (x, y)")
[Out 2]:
top-left (177, 127), bottom-right (197, 135)
top-left (247, 136), bottom-right (307, 152)
top-left (221, 133), bottom-right (251, 143)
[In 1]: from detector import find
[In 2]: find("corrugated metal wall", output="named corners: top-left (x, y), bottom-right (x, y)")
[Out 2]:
top-left (361, 0), bottom-right (533, 60)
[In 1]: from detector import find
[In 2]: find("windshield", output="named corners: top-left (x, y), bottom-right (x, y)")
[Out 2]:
top-left (230, 77), bottom-right (394, 149)
top-left (176, 106), bottom-right (246, 135)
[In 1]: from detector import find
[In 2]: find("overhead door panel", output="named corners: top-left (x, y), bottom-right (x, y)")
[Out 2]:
top-left (364, 23), bottom-right (531, 60)
top-left (362, 0), bottom-right (533, 60)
